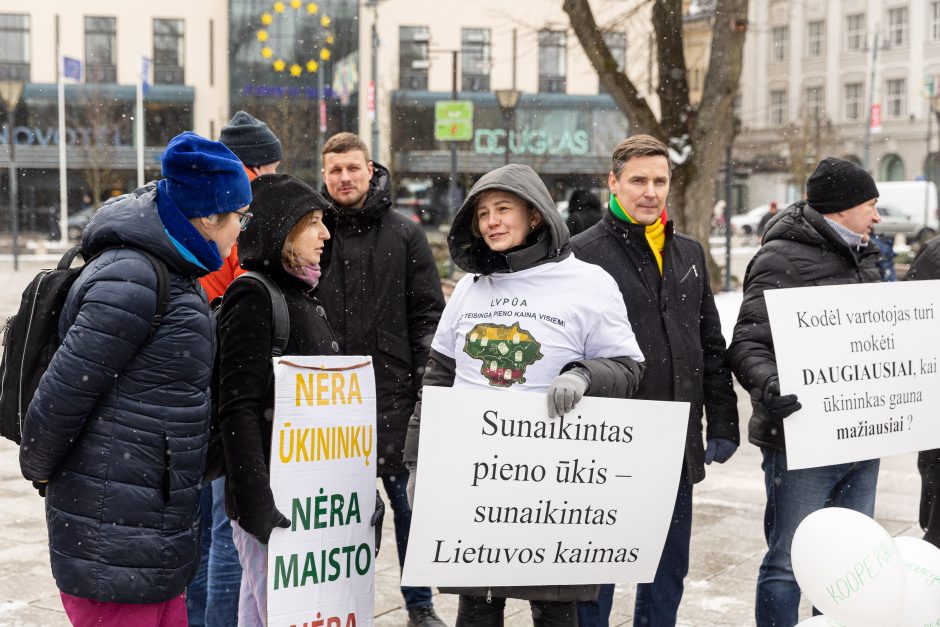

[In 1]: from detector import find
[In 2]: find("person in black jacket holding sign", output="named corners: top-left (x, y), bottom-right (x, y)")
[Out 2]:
top-left (571, 134), bottom-right (739, 627)
top-left (218, 174), bottom-right (384, 625)
top-left (729, 158), bottom-right (882, 627)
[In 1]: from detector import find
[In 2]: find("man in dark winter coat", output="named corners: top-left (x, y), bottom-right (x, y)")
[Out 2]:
top-left (896, 238), bottom-right (940, 549)
top-left (319, 132), bottom-right (446, 627)
top-left (729, 157), bottom-right (883, 627)
top-left (565, 188), bottom-right (603, 236)
top-left (572, 134), bottom-right (740, 627)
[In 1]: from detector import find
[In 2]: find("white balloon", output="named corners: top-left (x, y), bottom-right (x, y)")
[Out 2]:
top-left (791, 507), bottom-right (905, 627)
top-left (895, 536), bottom-right (940, 627)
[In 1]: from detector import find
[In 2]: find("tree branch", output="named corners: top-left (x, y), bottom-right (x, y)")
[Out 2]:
top-left (563, 0), bottom-right (662, 139)
top-left (652, 0), bottom-right (692, 139)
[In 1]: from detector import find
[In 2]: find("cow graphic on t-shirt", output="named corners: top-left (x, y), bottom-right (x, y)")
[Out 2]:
top-left (463, 322), bottom-right (544, 386)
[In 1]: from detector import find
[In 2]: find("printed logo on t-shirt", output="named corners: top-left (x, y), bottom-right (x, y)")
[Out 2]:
top-left (463, 322), bottom-right (543, 387)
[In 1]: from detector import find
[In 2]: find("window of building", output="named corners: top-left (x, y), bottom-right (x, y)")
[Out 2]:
top-left (807, 21), bottom-right (825, 57)
top-left (538, 30), bottom-right (566, 93)
top-left (771, 26), bottom-right (789, 63)
top-left (887, 6), bottom-right (908, 47)
top-left (599, 30), bottom-right (626, 94)
top-left (461, 28), bottom-right (490, 92)
top-left (881, 153), bottom-right (906, 181)
top-left (845, 14), bottom-right (865, 51)
top-left (886, 78), bottom-right (906, 118)
top-left (770, 89), bottom-right (787, 125)
top-left (844, 82), bottom-right (863, 121)
top-left (399, 26), bottom-right (429, 90)
top-left (805, 85), bottom-right (824, 120)
top-left (932, 2), bottom-right (940, 42)
top-left (0, 14), bottom-right (29, 81)
top-left (85, 16), bottom-right (117, 83)
top-left (153, 19), bottom-right (184, 85)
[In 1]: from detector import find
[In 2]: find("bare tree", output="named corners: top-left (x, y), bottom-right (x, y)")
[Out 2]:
top-left (68, 83), bottom-right (129, 206)
top-left (783, 113), bottom-right (832, 200)
top-left (564, 0), bottom-right (748, 283)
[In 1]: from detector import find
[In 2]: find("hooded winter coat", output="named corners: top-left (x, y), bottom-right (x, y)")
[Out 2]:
top-left (729, 201), bottom-right (882, 450)
top-left (404, 164), bottom-right (645, 602)
top-left (572, 210), bottom-right (739, 485)
top-left (19, 185), bottom-right (215, 604)
top-left (217, 174), bottom-right (340, 541)
top-left (319, 162), bottom-right (445, 476)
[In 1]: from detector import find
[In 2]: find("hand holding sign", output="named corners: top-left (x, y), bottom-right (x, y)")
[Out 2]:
top-left (762, 376), bottom-right (802, 420)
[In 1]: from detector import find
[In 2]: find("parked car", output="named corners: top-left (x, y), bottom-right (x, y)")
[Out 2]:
top-left (730, 205), bottom-right (769, 235)
top-left (67, 206), bottom-right (96, 240)
top-left (873, 203), bottom-right (915, 240)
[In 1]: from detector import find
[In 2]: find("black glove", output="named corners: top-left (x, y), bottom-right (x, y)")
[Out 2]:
top-left (762, 376), bottom-right (801, 420)
top-left (240, 505), bottom-right (290, 545)
top-left (371, 490), bottom-right (385, 556)
top-left (32, 481), bottom-right (47, 497)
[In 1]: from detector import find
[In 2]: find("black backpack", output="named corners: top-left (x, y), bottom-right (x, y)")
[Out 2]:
top-left (0, 245), bottom-right (169, 444)
top-left (204, 271), bottom-right (289, 482)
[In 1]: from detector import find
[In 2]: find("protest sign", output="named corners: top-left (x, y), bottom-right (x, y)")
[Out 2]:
top-left (765, 280), bottom-right (940, 469)
top-left (267, 356), bottom-right (377, 627)
top-left (401, 386), bottom-right (688, 587)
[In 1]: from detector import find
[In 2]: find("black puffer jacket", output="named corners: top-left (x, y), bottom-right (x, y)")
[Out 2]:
top-left (19, 186), bottom-right (214, 604)
top-left (729, 202), bottom-right (882, 450)
top-left (572, 211), bottom-right (739, 485)
top-left (319, 163), bottom-right (445, 476)
top-left (218, 175), bottom-right (340, 538)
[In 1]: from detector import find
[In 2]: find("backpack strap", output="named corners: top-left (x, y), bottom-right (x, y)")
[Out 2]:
top-left (238, 271), bottom-right (290, 357)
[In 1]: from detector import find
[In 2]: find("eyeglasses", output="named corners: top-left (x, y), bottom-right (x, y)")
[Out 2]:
top-left (234, 209), bottom-right (254, 230)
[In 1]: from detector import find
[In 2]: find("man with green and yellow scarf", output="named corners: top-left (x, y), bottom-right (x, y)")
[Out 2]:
top-left (571, 134), bottom-right (740, 627)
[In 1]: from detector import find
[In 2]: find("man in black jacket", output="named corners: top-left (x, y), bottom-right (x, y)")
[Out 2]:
top-left (572, 135), bottom-right (740, 627)
top-left (729, 158), bottom-right (882, 627)
top-left (319, 132), bottom-right (446, 627)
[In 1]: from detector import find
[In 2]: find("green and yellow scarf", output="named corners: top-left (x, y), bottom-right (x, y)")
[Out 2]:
top-left (610, 195), bottom-right (668, 275)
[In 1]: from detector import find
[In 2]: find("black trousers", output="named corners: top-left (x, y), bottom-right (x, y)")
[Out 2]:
top-left (456, 595), bottom-right (577, 627)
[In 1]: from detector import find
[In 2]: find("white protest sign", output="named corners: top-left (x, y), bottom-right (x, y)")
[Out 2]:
top-left (765, 281), bottom-right (940, 470)
top-left (267, 356), bottom-right (377, 627)
top-left (401, 386), bottom-right (688, 587)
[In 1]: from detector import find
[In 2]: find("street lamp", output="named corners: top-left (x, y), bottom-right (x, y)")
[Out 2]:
top-left (0, 80), bottom-right (24, 271)
top-left (494, 89), bottom-right (521, 165)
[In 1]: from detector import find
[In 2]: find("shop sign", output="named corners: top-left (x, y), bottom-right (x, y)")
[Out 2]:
top-left (0, 124), bottom-right (130, 147)
top-left (473, 128), bottom-right (590, 156)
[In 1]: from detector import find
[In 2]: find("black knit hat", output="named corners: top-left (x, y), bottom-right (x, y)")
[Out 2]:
top-left (806, 157), bottom-right (879, 214)
top-left (219, 111), bottom-right (283, 167)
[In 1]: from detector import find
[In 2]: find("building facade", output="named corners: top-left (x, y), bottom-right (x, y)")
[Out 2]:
top-left (0, 0), bottom-right (230, 233)
top-left (735, 0), bottom-right (940, 205)
top-left (357, 0), bottom-right (652, 218)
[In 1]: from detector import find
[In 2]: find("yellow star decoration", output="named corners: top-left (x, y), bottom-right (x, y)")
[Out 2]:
top-left (259, 4), bottom-right (332, 77)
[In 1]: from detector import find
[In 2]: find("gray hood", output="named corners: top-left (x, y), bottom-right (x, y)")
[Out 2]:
top-left (448, 164), bottom-right (570, 275)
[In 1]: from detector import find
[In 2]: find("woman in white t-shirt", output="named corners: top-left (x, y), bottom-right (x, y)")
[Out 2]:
top-left (403, 163), bottom-right (645, 627)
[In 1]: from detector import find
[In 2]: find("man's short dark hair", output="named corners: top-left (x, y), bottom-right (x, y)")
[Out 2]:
top-left (611, 134), bottom-right (669, 178)
top-left (322, 132), bottom-right (370, 162)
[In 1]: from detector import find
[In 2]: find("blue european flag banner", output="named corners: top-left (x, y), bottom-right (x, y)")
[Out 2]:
top-left (141, 57), bottom-right (152, 96)
top-left (63, 57), bottom-right (81, 81)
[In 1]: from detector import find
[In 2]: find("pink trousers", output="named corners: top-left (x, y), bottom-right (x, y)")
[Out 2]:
top-left (60, 591), bottom-right (187, 627)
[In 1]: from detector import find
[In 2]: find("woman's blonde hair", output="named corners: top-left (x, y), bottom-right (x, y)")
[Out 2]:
top-left (282, 210), bottom-right (324, 267)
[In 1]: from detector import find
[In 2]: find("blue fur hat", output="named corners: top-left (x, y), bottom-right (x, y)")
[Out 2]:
top-left (161, 131), bottom-right (252, 218)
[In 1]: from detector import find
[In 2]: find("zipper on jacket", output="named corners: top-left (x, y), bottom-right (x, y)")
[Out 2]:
top-left (679, 264), bottom-right (698, 283)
